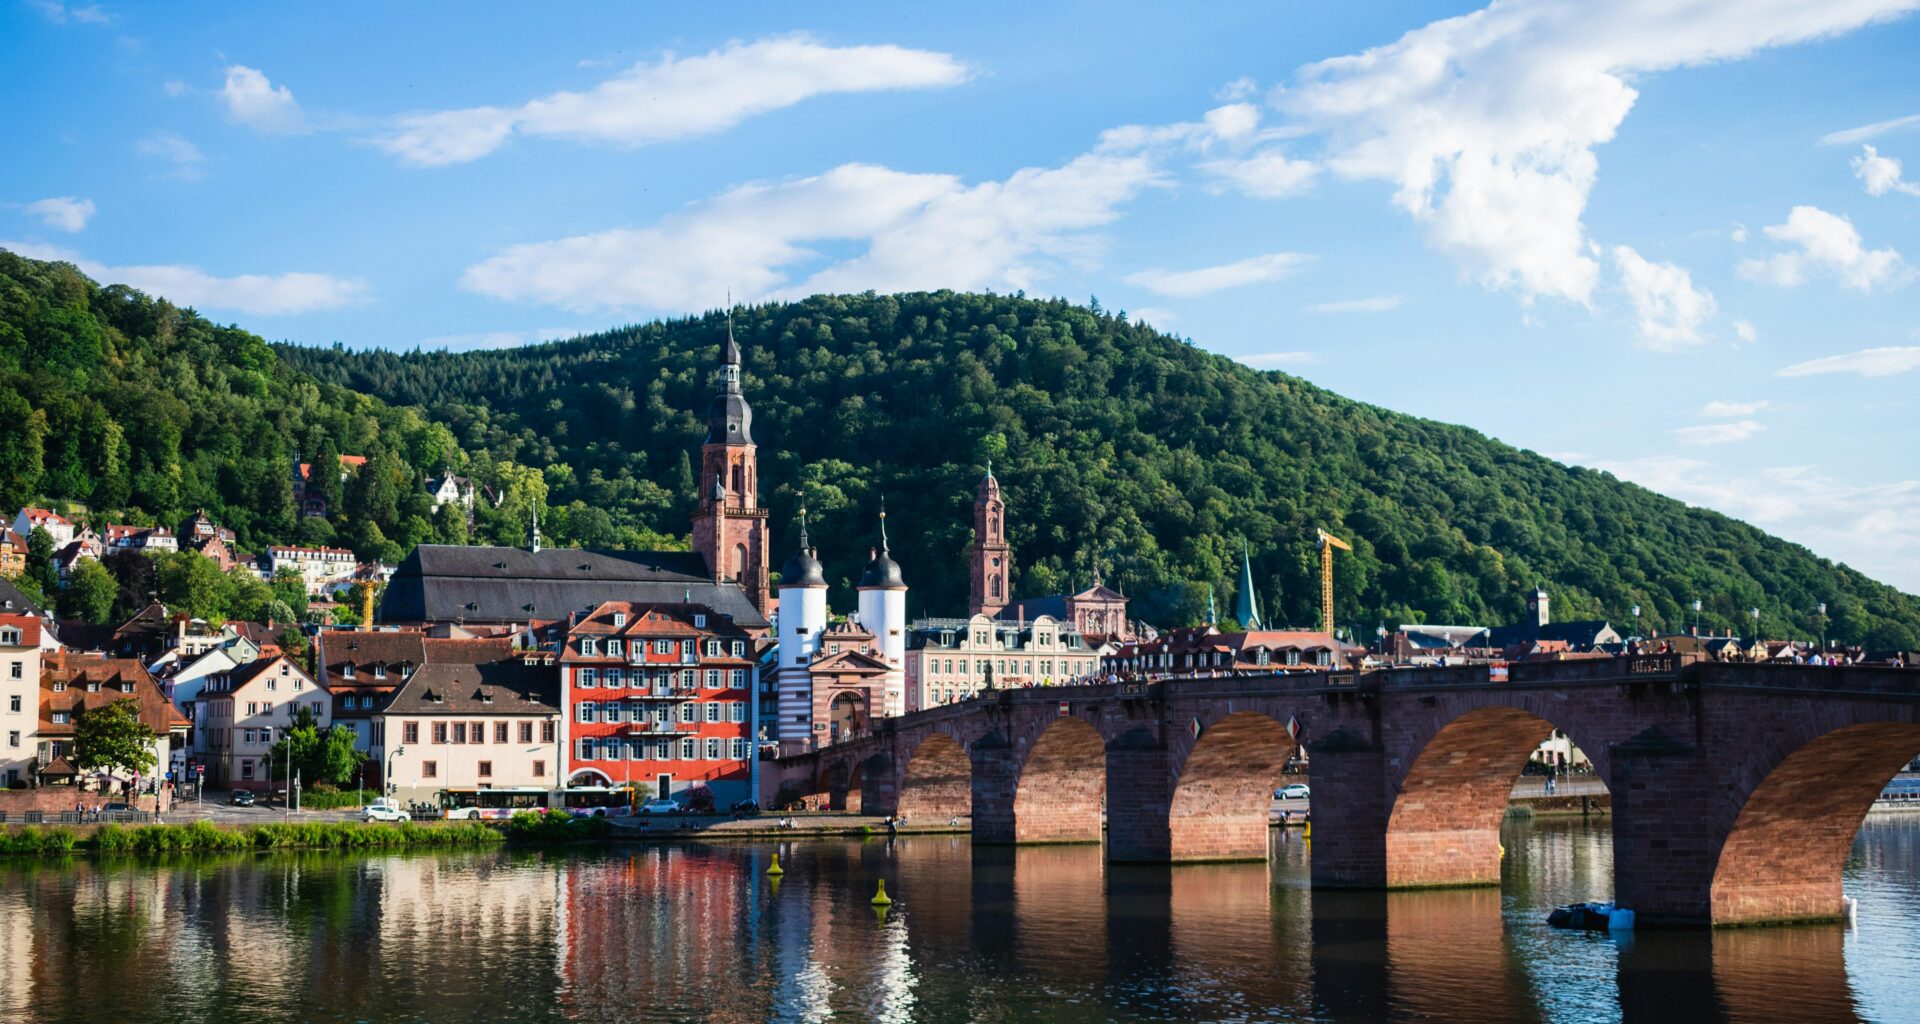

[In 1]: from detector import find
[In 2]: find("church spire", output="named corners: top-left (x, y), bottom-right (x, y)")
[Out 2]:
top-left (528, 504), bottom-right (541, 554)
top-left (1236, 545), bottom-right (1261, 630)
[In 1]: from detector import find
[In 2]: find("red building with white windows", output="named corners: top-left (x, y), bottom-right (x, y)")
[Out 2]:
top-left (559, 600), bottom-right (757, 807)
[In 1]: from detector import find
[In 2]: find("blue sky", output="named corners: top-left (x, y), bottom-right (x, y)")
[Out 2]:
top-left (4, 0), bottom-right (1918, 592)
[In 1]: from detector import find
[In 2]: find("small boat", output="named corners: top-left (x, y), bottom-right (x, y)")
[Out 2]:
top-left (1548, 901), bottom-right (1633, 931)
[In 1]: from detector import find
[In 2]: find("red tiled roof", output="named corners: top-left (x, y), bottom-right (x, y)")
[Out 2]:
top-left (41, 651), bottom-right (189, 734)
top-left (0, 613), bottom-right (42, 647)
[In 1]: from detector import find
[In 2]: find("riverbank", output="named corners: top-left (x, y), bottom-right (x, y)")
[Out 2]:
top-left (0, 818), bottom-right (523, 858)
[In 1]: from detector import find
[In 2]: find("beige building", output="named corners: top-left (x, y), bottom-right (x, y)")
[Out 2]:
top-left (0, 614), bottom-right (43, 786)
top-left (903, 613), bottom-right (1101, 711)
top-left (379, 658), bottom-right (561, 808)
top-left (198, 654), bottom-right (333, 790)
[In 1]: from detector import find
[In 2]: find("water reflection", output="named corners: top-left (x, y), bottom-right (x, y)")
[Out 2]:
top-left (0, 819), bottom-right (1910, 1022)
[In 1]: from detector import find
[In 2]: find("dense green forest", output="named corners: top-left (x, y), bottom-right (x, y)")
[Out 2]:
top-left (281, 288), bottom-right (1916, 649)
top-left (4, 249), bottom-right (1915, 646)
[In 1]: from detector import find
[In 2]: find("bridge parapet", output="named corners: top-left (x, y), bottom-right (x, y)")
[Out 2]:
top-left (1691, 660), bottom-right (1920, 697)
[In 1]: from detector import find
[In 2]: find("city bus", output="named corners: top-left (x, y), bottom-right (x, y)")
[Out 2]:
top-left (439, 787), bottom-right (552, 820)
top-left (556, 785), bottom-right (642, 818)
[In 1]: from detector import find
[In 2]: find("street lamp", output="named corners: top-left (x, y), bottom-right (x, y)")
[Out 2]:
top-left (1631, 605), bottom-right (1641, 639)
top-left (1691, 598), bottom-right (1703, 634)
top-left (1750, 607), bottom-right (1761, 652)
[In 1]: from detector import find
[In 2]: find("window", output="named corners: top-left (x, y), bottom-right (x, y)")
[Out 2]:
top-left (7, 695), bottom-right (18, 713)
top-left (729, 703), bottom-right (746, 723)
top-left (294, 677), bottom-right (305, 691)
top-left (263, 679), bottom-right (273, 692)
top-left (577, 738), bottom-right (595, 760)
top-left (607, 640), bottom-right (623, 657)
top-left (51, 682), bottom-right (64, 692)
top-left (50, 712), bottom-right (67, 725)
top-left (704, 703), bottom-right (721, 723)
top-left (373, 664), bottom-right (386, 679)
top-left (470, 721), bottom-right (484, 744)
top-left (577, 668), bottom-right (597, 688)
top-left (541, 721), bottom-right (556, 743)
top-left (678, 703), bottom-right (696, 723)
top-left (519, 721), bottom-right (533, 743)
top-left (605, 668), bottom-right (623, 689)
top-left (613, 612), bottom-right (627, 628)
top-left (680, 669), bottom-right (696, 688)
top-left (433, 722), bottom-right (449, 744)
top-left (478, 761), bottom-right (493, 779)
top-left (453, 722), bottom-right (467, 743)
top-left (495, 722), bottom-right (509, 743)
top-left (731, 739), bottom-right (749, 760)
top-left (0, 630), bottom-right (15, 645)
top-left (730, 669), bottom-right (747, 688)
top-left (404, 721), bottom-right (419, 744)
top-left (579, 638), bottom-right (596, 656)
top-left (603, 702), bottom-right (623, 724)
top-left (342, 664), bottom-right (355, 679)
top-left (653, 739), bottom-right (671, 759)
top-left (655, 639), bottom-right (673, 655)
top-left (705, 640), bottom-right (721, 657)
top-left (246, 701), bottom-right (257, 715)
top-left (8, 661), bottom-right (18, 679)
top-left (6, 731), bottom-right (16, 747)
top-left (578, 702), bottom-right (596, 723)
top-left (692, 615), bottom-right (706, 629)
top-left (680, 738), bottom-right (697, 760)
top-left (423, 761), bottom-right (438, 779)
top-left (705, 738), bottom-right (722, 760)
top-left (704, 670), bottom-right (721, 689)
top-left (732, 641), bottom-right (746, 658)
top-left (241, 760), bottom-right (255, 781)
top-left (533, 760), bottom-right (546, 777)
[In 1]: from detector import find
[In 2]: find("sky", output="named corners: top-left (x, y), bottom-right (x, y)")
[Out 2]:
top-left (2, 0), bottom-right (1918, 594)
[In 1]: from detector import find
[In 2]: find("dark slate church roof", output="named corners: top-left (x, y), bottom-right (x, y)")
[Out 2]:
top-left (379, 544), bottom-right (767, 628)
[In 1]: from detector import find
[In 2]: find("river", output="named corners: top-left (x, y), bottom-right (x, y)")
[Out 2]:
top-left (1, 816), bottom-right (1917, 1023)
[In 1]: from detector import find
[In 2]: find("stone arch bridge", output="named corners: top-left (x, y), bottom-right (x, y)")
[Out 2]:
top-left (769, 655), bottom-right (1920, 926)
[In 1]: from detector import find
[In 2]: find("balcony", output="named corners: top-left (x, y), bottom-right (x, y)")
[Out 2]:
top-left (621, 720), bottom-right (697, 736)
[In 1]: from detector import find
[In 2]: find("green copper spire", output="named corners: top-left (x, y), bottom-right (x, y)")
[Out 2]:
top-left (1236, 545), bottom-right (1262, 630)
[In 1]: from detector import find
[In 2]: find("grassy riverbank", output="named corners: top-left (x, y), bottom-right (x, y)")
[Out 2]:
top-left (0, 812), bottom-right (612, 858)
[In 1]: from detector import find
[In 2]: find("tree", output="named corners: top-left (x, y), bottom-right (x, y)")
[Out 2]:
top-left (72, 698), bottom-right (157, 779)
top-left (102, 549), bottom-right (158, 622)
top-left (0, 391), bottom-right (46, 509)
top-left (25, 526), bottom-right (56, 596)
top-left (316, 724), bottom-right (365, 788)
top-left (265, 704), bottom-right (323, 789)
top-left (58, 557), bottom-right (116, 623)
top-left (270, 567), bottom-right (308, 616)
top-left (154, 549), bottom-right (225, 620)
top-left (309, 437), bottom-right (344, 521)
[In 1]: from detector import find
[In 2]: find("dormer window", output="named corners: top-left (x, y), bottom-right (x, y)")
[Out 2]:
top-left (342, 664), bottom-right (355, 679)
top-left (580, 638), bottom-right (596, 656)
top-left (693, 614), bottom-right (706, 629)
top-left (0, 629), bottom-right (17, 645)
top-left (86, 682), bottom-right (99, 692)
top-left (607, 639), bottom-right (623, 657)
top-left (374, 664), bottom-right (387, 679)
top-left (613, 612), bottom-right (627, 628)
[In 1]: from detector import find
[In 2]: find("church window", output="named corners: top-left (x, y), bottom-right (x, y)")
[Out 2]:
top-left (734, 544), bottom-right (748, 579)
top-left (732, 464), bottom-right (744, 495)
top-left (991, 575), bottom-right (1002, 599)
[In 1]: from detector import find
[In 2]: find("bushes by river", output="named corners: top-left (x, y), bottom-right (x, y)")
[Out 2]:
top-left (0, 818), bottom-right (509, 858)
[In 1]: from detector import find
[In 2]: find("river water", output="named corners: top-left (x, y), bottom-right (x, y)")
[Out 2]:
top-left (2, 816), bottom-right (1917, 1023)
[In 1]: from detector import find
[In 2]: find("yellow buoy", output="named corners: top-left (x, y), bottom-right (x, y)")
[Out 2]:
top-left (871, 879), bottom-right (893, 906)
top-left (1303, 821), bottom-right (1311, 839)
top-left (873, 904), bottom-right (890, 924)
top-left (766, 853), bottom-right (785, 877)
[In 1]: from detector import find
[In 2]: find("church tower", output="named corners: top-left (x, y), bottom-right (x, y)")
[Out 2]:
top-left (858, 501), bottom-right (908, 717)
top-left (689, 314), bottom-right (771, 616)
top-left (968, 463), bottom-right (1011, 617)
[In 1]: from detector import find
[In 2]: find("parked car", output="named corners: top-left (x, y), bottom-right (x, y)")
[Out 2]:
top-left (638, 798), bottom-right (683, 815)
top-left (730, 799), bottom-right (760, 816)
top-left (1276, 783), bottom-right (1311, 801)
top-left (229, 789), bottom-right (256, 807)
top-left (362, 799), bottom-right (412, 823)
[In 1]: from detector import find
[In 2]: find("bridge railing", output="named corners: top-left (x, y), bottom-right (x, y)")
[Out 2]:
top-left (1692, 660), bottom-right (1920, 695)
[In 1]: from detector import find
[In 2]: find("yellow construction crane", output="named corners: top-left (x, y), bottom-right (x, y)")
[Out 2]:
top-left (1316, 529), bottom-right (1351, 634)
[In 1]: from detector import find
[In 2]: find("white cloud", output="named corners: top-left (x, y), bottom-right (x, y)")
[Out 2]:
top-left (417, 327), bottom-right (582, 352)
top-left (1776, 345), bottom-right (1920, 378)
top-left (1672, 420), bottom-right (1765, 445)
top-left (0, 240), bottom-right (368, 315)
top-left (1307, 296), bottom-right (1403, 313)
top-left (379, 35), bottom-right (970, 166)
top-left (1129, 307), bottom-right (1178, 330)
top-left (1734, 319), bottom-right (1757, 343)
top-left (1265, 0), bottom-right (1918, 308)
top-left (134, 131), bottom-right (204, 180)
top-left (1236, 351), bottom-right (1319, 368)
top-left (1101, 103), bottom-right (1320, 200)
top-left (1853, 144), bottom-right (1920, 196)
top-left (1593, 455), bottom-right (1920, 593)
top-left (21, 196), bottom-right (95, 232)
top-left (1200, 148), bottom-right (1321, 198)
top-left (163, 79), bottom-right (190, 98)
top-left (1730, 224), bottom-right (1749, 244)
top-left (1215, 77), bottom-right (1259, 102)
top-left (1822, 112), bottom-right (1920, 146)
top-left (1698, 400), bottom-right (1772, 418)
top-left (30, 1), bottom-right (110, 24)
top-left (1738, 205), bottom-right (1906, 291)
top-left (1124, 252), bottom-right (1313, 298)
top-left (462, 151), bottom-right (1164, 312)
top-left (220, 65), bottom-right (305, 133)
top-left (1612, 245), bottom-right (1716, 350)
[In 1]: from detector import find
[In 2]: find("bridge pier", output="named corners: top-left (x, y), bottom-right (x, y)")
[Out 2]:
top-left (1306, 729), bottom-right (1389, 888)
top-left (1105, 728), bottom-right (1173, 862)
top-left (1609, 729), bottom-right (1720, 925)
top-left (970, 732), bottom-right (1019, 844)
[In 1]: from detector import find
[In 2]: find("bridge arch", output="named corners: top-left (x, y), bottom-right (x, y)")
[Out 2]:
top-left (897, 731), bottom-right (972, 823)
top-left (1709, 720), bottom-right (1920, 924)
top-left (1010, 716), bottom-right (1107, 843)
top-left (1168, 710), bottom-right (1296, 861)
top-left (1386, 701), bottom-right (1607, 887)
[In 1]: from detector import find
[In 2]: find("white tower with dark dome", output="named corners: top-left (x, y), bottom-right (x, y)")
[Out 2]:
top-left (857, 502), bottom-right (909, 717)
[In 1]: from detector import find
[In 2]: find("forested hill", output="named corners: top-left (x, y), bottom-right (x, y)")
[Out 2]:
top-left (278, 290), bottom-right (1917, 649)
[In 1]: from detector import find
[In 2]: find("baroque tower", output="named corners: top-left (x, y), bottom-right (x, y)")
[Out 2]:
top-left (689, 315), bottom-right (771, 616)
top-left (968, 463), bottom-right (1011, 617)
top-left (858, 501), bottom-right (908, 717)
